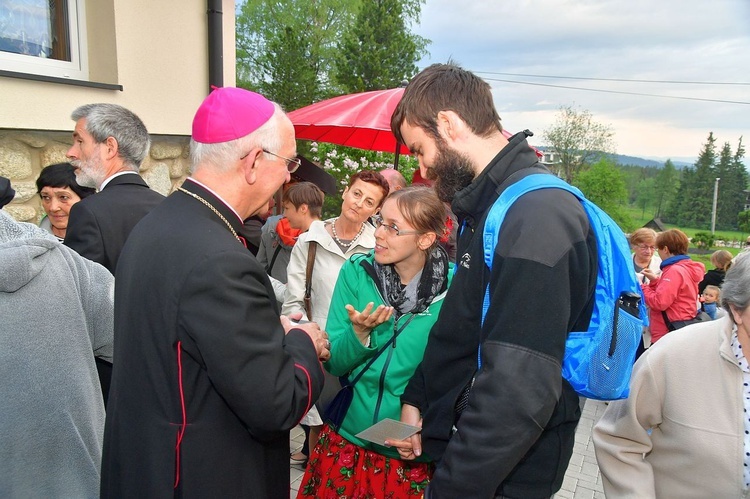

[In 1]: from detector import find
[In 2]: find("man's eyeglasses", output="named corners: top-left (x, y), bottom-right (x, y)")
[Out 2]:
top-left (372, 215), bottom-right (421, 236)
top-left (262, 149), bottom-right (301, 173)
top-left (636, 244), bottom-right (656, 251)
top-left (240, 148), bottom-right (301, 173)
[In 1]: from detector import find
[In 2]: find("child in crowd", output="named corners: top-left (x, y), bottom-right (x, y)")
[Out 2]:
top-left (258, 182), bottom-right (324, 303)
top-left (700, 285), bottom-right (721, 320)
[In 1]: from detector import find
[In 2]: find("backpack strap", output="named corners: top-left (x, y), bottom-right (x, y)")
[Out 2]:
top-left (304, 241), bottom-right (318, 319)
top-left (477, 174), bottom-right (583, 370)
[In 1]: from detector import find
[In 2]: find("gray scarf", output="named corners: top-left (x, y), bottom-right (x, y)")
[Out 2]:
top-left (374, 245), bottom-right (449, 318)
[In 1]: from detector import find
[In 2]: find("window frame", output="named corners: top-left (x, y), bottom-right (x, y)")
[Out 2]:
top-left (0, 0), bottom-right (89, 81)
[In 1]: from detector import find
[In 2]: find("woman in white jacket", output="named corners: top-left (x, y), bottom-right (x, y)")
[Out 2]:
top-left (593, 250), bottom-right (750, 498)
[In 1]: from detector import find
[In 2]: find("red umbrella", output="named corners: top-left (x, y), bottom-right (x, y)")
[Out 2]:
top-left (288, 87), bottom-right (411, 156)
top-left (288, 87), bottom-right (536, 168)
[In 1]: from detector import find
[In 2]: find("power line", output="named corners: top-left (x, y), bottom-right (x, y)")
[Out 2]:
top-left (482, 77), bottom-right (750, 105)
top-left (474, 71), bottom-right (750, 86)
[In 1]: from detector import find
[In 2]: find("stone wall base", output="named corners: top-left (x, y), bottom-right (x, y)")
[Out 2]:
top-left (0, 129), bottom-right (191, 222)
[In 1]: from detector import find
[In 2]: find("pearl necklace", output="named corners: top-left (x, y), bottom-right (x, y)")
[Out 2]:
top-left (177, 187), bottom-right (241, 243)
top-left (330, 217), bottom-right (365, 248)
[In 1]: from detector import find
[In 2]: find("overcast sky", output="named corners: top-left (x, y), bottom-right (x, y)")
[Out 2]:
top-left (413, 0), bottom-right (750, 162)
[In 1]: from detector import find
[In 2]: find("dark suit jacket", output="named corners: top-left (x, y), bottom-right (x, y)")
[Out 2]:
top-left (64, 173), bottom-right (165, 274)
top-left (101, 179), bottom-right (325, 498)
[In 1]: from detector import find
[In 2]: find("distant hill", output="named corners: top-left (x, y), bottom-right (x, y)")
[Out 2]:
top-left (533, 146), bottom-right (694, 169)
top-left (609, 153), bottom-right (693, 169)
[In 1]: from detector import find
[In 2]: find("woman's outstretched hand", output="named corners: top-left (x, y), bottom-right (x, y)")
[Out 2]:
top-left (345, 302), bottom-right (394, 345)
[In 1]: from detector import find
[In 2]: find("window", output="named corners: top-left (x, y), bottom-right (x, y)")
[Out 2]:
top-left (0, 0), bottom-right (88, 80)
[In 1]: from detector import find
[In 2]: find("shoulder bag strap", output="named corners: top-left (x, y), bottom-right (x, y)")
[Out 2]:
top-left (346, 313), bottom-right (418, 388)
top-left (267, 243), bottom-right (283, 274)
top-left (304, 241), bottom-right (317, 319)
top-left (661, 310), bottom-right (676, 331)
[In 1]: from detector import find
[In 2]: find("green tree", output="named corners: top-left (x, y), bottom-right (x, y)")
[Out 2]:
top-left (574, 158), bottom-right (633, 231)
top-left (335, 0), bottom-right (428, 92)
top-left (724, 137), bottom-right (749, 229)
top-left (543, 105), bottom-right (616, 183)
top-left (653, 159), bottom-right (679, 218)
top-left (714, 141), bottom-right (734, 230)
top-left (635, 177), bottom-right (656, 219)
top-left (739, 210), bottom-right (750, 234)
top-left (236, 0), bottom-right (358, 109)
top-left (667, 133), bottom-right (716, 228)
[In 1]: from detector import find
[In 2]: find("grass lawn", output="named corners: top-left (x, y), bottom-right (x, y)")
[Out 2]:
top-left (622, 205), bottom-right (748, 268)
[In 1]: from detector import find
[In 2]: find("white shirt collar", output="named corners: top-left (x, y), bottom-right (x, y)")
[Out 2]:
top-left (99, 170), bottom-right (139, 191)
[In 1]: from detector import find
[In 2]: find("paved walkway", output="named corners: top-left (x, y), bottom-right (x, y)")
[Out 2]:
top-left (289, 399), bottom-right (608, 498)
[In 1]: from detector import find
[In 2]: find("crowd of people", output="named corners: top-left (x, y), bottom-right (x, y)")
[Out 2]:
top-left (1, 62), bottom-right (748, 499)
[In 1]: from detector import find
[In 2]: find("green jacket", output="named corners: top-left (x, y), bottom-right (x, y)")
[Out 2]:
top-left (324, 251), bottom-right (453, 460)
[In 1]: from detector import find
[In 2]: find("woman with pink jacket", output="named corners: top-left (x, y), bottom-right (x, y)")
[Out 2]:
top-left (640, 229), bottom-right (705, 343)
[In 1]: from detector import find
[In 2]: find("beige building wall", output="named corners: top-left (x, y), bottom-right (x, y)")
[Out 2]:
top-left (0, 0), bottom-right (236, 135)
top-left (0, 0), bottom-right (236, 223)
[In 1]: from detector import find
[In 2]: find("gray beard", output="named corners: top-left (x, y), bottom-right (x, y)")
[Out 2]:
top-left (72, 161), bottom-right (102, 189)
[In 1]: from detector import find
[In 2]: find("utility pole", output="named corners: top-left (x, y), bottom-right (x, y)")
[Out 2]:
top-left (711, 177), bottom-right (720, 234)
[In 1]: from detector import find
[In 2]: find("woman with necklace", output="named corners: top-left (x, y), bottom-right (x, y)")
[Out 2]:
top-left (298, 186), bottom-right (452, 498)
top-left (283, 170), bottom-right (389, 466)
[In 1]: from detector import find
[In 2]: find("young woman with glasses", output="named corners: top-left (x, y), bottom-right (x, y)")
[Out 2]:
top-left (297, 186), bottom-right (453, 498)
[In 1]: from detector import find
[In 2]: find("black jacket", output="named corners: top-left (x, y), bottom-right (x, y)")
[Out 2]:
top-left (402, 132), bottom-right (597, 498)
top-left (64, 173), bottom-right (165, 274)
top-left (698, 268), bottom-right (725, 295)
top-left (101, 180), bottom-right (324, 498)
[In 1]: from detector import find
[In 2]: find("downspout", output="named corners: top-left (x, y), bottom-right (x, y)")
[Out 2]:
top-left (207, 0), bottom-right (223, 91)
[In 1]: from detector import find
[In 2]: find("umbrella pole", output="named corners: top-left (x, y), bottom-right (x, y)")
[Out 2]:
top-left (393, 140), bottom-right (401, 170)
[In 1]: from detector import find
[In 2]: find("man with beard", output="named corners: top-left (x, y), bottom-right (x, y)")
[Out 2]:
top-left (64, 103), bottom-right (164, 404)
top-left (64, 103), bottom-right (164, 275)
top-left (387, 63), bottom-right (597, 498)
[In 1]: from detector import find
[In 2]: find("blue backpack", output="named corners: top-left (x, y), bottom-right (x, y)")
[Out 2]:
top-left (481, 174), bottom-right (646, 400)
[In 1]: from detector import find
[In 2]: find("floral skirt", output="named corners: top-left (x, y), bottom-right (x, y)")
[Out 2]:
top-left (297, 424), bottom-right (433, 498)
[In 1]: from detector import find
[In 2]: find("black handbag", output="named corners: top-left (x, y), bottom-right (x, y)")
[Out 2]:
top-left (662, 309), bottom-right (712, 331)
top-left (324, 314), bottom-right (416, 430)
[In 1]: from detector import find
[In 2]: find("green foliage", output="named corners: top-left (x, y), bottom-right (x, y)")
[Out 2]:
top-left (335, 0), bottom-right (428, 92)
top-left (635, 177), bottom-right (656, 218)
top-left (739, 210), bottom-right (750, 234)
top-left (691, 231), bottom-right (715, 249)
top-left (236, 0), bottom-right (359, 109)
top-left (307, 141), bottom-right (418, 218)
top-left (543, 105), bottom-right (616, 183)
top-left (573, 158), bottom-right (634, 231)
top-left (653, 159), bottom-right (678, 218)
top-left (237, 0), bottom-right (428, 108)
top-left (664, 132), bottom-right (748, 231)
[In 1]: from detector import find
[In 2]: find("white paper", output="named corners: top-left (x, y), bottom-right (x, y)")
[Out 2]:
top-left (355, 418), bottom-right (421, 445)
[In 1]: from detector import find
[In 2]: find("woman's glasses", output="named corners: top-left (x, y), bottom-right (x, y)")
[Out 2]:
top-left (372, 215), bottom-right (421, 236)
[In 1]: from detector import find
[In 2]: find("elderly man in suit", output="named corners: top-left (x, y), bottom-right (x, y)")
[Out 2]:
top-left (100, 87), bottom-right (330, 498)
top-left (63, 103), bottom-right (164, 405)
top-left (64, 103), bottom-right (164, 275)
